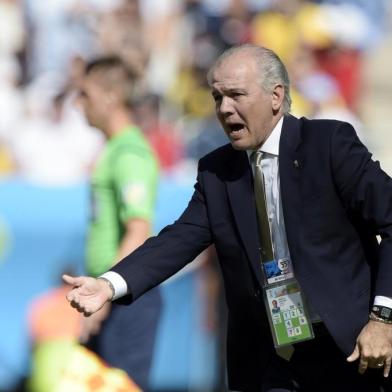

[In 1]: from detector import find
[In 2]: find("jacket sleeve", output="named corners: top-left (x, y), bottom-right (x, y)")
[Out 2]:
top-left (110, 162), bottom-right (213, 302)
top-left (330, 122), bottom-right (392, 296)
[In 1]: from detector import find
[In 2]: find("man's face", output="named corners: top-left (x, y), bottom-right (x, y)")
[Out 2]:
top-left (210, 52), bottom-right (279, 151)
top-left (79, 74), bottom-right (109, 131)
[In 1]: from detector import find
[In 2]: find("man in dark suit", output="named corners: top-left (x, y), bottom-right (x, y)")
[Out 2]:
top-left (64, 44), bottom-right (392, 391)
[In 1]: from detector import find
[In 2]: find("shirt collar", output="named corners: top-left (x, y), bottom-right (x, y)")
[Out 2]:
top-left (247, 116), bottom-right (283, 159)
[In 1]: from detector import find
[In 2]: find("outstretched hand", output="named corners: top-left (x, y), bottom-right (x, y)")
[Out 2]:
top-left (63, 274), bottom-right (114, 317)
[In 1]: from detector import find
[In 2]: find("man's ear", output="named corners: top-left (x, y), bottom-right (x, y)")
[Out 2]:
top-left (106, 92), bottom-right (119, 106)
top-left (271, 84), bottom-right (285, 111)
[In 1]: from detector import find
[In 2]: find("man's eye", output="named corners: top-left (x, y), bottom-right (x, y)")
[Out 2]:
top-left (213, 95), bottom-right (222, 102)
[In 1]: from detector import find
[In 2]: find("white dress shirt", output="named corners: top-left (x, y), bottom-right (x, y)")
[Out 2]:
top-left (100, 270), bottom-right (128, 300)
top-left (248, 117), bottom-right (294, 279)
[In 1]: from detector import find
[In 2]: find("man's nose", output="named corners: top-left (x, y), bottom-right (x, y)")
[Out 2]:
top-left (219, 97), bottom-right (234, 116)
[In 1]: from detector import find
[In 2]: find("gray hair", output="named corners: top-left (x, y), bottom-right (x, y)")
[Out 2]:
top-left (207, 44), bottom-right (292, 113)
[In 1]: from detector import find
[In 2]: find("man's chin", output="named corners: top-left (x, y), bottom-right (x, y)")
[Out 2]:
top-left (230, 140), bottom-right (251, 151)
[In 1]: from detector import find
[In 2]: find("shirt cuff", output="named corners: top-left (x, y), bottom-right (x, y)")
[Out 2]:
top-left (99, 271), bottom-right (128, 300)
top-left (374, 296), bottom-right (392, 308)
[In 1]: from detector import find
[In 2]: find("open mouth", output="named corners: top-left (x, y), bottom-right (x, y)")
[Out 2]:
top-left (227, 123), bottom-right (245, 133)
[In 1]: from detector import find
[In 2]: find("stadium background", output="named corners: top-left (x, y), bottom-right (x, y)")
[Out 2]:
top-left (0, 0), bottom-right (391, 391)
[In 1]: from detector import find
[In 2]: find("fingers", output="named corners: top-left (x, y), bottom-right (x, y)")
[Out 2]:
top-left (347, 345), bottom-right (370, 374)
top-left (348, 347), bottom-right (391, 376)
top-left (347, 345), bottom-right (360, 362)
top-left (63, 275), bottom-right (93, 314)
top-left (65, 287), bottom-right (79, 304)
top-left (383, 357), bottom-right (391, 378)
top-left (358, 355), bottom-right (386, 374)
top-left (70, 298), bottom-right (93, 317)
top-left (66, 290), bottom-right (93, 317)
top-left (358, 356), bottom-right (369, 375)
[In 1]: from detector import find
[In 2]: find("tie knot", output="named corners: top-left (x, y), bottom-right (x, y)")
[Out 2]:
top-left (251, 150), bottom-right (263, 167)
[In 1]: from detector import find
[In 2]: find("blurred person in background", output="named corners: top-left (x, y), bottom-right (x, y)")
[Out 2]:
top-left (288, 45), bottom-right (364, 139)
top-left (27, 270), bottom-right (142, 392)
top-left (64, 44), bottom-right (392, 392)
top-left (133, 94), bottom-right (184, 173)
top-left (76, 56), bottom-right (162, 391)
top-left (2, 0), bottom-right (391, 389)
top-left (250, 0), bottom-right (373, 114)
top-left (27, 271), bottom-right (82, 392)
top-left (0, 0), bottom-right (25, 60)
top-left (96, 0), bottom-right (147, 77)
top-left (0, 0), bottom-right (25, 175)
top-left (0, 58), bottom-right (19, 174)
top-left (10, 84), bottom-right (102, 186)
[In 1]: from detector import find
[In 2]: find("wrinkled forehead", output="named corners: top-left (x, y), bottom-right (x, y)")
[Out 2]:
top-left (210, 55), bottom-right (259, 92)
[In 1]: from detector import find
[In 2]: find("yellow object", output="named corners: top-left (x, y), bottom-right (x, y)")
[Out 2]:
top-left (251, 12), bottom-right (299, 63)
top-left (55, 344), bottom-right (142, 392)
top-left (251, 4), bottom-right (334, 64)
top-left (290, 88), bottom-right (312, 118)
top-left (296, 4), bottom-right (333, 49)
top-left (167, 70), bottom-right (214, 118)
top-left (0, 144), bottom-right (14, 174)
top-left (29, 342), bottom-right (141, 392)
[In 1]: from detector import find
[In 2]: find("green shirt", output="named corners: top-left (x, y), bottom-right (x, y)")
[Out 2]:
top-left (86, 126), bottom-right (158, 277)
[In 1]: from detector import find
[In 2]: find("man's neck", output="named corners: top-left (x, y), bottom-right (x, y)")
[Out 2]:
top-left (269, 113), bottom-right (284, 135)
top-left (105, 108), bottom-right (135, 139)
top-left (257, 113), bottom-right (284, 151)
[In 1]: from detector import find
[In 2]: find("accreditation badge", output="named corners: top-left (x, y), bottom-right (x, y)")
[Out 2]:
top-left (264, 279), bottom-right (314, 347)
top-left (262, 257), bottom-right (294, 285)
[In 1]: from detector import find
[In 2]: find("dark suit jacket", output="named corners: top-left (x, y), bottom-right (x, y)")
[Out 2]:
top-left (112, 114), bottom-right (392, 391)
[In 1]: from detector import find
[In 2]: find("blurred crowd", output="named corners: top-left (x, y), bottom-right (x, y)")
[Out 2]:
top-left (0, 0), bottom-right (391, 186)
top-left (1, 1), bottom-right (391, 391)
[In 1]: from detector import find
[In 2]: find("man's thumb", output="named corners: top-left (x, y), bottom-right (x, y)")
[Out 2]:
top-left (63, 274), bottom-right (83, 287)
top-left (347, 345), bottom-right (360, 362)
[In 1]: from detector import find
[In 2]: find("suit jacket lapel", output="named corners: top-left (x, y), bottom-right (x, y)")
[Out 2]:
top-left (225, 150), bottom-right (264, 287)
top-left (279, 114), bottom-right (303, 263)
